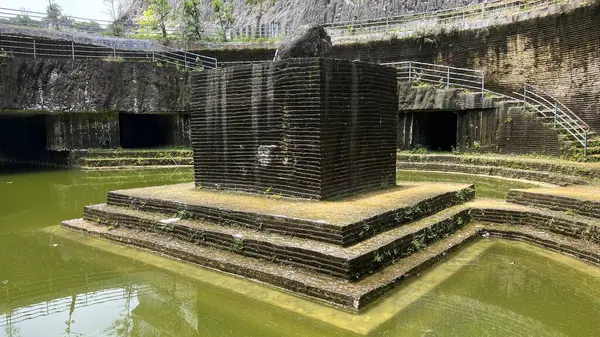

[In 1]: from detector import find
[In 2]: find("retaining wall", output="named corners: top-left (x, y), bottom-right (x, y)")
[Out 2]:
top-left (331, 4), bottom-right (600, 133)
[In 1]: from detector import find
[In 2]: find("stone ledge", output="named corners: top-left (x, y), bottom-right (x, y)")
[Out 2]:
top-left (61, 218), bottom-right (481, 311)
top-left (470, 199), bottom-right (600, 244)
top-left (61, 218), bottom-right (600, 311)
top-left (105, 182), bottom-right (475, 246)
top-left (397, 153), bottom-right (600, 180)
top-left (83, 203), bottom-right (472, 280)
top-left (507, 186), bottom-right (600, 220)
top-left (397, 162), bottom-right (588, 186)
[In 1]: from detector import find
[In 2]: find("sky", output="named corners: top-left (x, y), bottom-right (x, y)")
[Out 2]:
top-left (2, 0), bottom-right (111, 21)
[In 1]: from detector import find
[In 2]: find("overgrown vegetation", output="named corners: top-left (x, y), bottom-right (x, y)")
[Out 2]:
top-left (211, 0), bottom-right (235, 41)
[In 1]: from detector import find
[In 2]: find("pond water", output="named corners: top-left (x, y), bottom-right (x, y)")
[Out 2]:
top-left (1, 167), bottom-right (598, 336)
top-left (396, 171), bottom-right (540, 199)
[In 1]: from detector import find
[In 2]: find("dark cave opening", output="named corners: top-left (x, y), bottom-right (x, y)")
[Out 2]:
top-left (0, 114), bottom-right (48, 158)
top-left (119, 113), bottom-right (175, 149)
top-left (413, 111), bottom-right (458, 152)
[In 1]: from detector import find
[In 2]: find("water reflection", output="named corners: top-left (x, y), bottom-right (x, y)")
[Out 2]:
top-left (1, 168), bottom-right (599, 336)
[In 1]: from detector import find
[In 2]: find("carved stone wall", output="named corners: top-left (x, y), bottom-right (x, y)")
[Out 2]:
top-left (190, 58), bottom-right (398, 200)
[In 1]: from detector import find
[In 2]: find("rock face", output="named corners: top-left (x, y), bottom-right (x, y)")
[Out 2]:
top-left (0, 57), bottom-right (189, 113)
top-left (273, 25), bottom-right (332, 61)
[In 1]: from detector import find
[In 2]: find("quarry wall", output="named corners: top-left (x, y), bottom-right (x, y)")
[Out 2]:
top-left (0, 57), bottom-right (188, 113)
top-left (331, 4), bottom-right (600, 133)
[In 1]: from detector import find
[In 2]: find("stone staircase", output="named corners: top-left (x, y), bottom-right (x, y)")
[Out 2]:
top-left (64, 182), bottom-right (479, 309)
top-left (62, 181), bottom-right (600, 310)
top-left (75, 149), bottom-right (193, 169)
top-left (397, 153), bottom-right (600, 186)
top-left (63, 183), bottom-right (600, 311)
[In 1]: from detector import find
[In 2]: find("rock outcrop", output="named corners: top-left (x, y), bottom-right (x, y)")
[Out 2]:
top-left (273, 25), bottom-right (332, 61)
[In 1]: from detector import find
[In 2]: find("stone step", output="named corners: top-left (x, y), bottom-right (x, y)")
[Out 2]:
top-left (82, 157), bottom-right (193, 167)
top-left (506, 186), bottom-right (600, 221)
top-left (470, 199), bottom-right (600, 243)
top-left (396, 153), bottom-right (600, 181)
top-left (84, 149), bottom-right (193, 159)
top-left (587, 154), bottom-right (600, 162)
top-left (61, 217), bottom-right (600, 311)
top-left (62, 217), bottom-right (483, 311)
top-left (83, 203), bottom-right (472, 281)
top-left (396, 161), bottom-right (589, 186)
top-left (104, 182), bottom-right (475, 247)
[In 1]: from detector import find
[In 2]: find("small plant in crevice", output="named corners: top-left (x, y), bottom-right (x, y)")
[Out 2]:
top-left (411, 234), bottom-right (426, 252)
top-left (373, 252), bottom-right (384, 263)
top-left (177, 209), bottom-right (189, 218)
top-left (231, 235), bottom-right (245, 252)
top-left (98, 135), bottom-right (111, 149)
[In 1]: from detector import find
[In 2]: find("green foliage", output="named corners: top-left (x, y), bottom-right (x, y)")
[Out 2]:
top-left (140, 0), bottom-right (172, 38)
top-left (244, 0), bottom-right (276, 38)
top-left (8, 13), bottom-right (33, 26)
top-left (98, 135), bottom-right (111, 148)
top-left (231, 235), bottom-right (245, 251)
top-left (409, 146), bottom-right (429, 154)
top-left (182, 0), bottom-right (203, 40)
top-left (104, 0), bottom-right (127, 36)
top-left (44, 1), bottom-right (72, 29)
top-left (211, 0), bottom-right (235, 41)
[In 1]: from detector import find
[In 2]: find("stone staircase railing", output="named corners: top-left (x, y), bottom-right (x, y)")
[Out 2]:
top-left (0, 33), bottom-right (218, 69)
top-left (323, 0), bottom-right (581, 38)
top-left (512, 84), bottom-right (590, 155)
top-left (383, 61), bottom-right (590, 156)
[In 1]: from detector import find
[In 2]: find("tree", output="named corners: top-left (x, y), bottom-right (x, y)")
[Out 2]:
top-left (138, 0), bottom-right (171, 38)
top-left (245, 0), bottom-right (275, 39)
top-left (150, 0), bottom-right (172, 38)
top-left (44, 0), bottom-right (68, 29)
top-left (104, 0), bottom-right (132, 36)
top-left (182, 0), bottom-right (203, 40)
top-left (211, 0), bottom-right (234, 41)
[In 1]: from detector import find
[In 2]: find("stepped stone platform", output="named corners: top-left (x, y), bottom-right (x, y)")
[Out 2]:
top-left (507, 186), bottom-right (600, 220)
top-left (62, 210), bottom-right (600, 311)
top-left (62, 182), bottom-right (600, 310)
top-left (397, 153), bottom-right (600, 186)
top-left (470, 199), bottom-right (600, 244)
top-left (100, 182), bottom-right (475, 246)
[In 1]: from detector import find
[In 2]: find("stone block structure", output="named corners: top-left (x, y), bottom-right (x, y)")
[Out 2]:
top-left (190, 58), bottom-right (398, 199)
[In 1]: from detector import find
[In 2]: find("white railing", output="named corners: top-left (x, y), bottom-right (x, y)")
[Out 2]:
top-left (0, 6), bottom-right (288, 41)
top-left (383, 61), bottom-right (486, 96)
top-left (0, 285), bottom-right (154, 329)
top-left (0, 7), bottom-right (113, 33)
top-left (2, 0), bottom-right (587, 42)
top-left (0, 34), bottom-right (217, 69)
top-left (323, 0), bottom-right (576, 37)
top-left (385, 61), bottom-right (590, 155)
top-left (513, 84), bottom-right (590, 154)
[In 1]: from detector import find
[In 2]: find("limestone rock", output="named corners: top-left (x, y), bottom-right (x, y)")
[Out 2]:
top-left (273, 25), bottom-right (332, 61)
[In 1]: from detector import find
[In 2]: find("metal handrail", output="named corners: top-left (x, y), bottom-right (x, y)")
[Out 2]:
top-left (0, 34), bottom-right (217, 69)
top-left (0, 0), bottom-right (583, 42)
top-left (383, 61), bottom-right (486, 96)
top-left (324, 0), bottom-right (575, 37)
top-left (512, 84), bottom-right (589, 154)
top-left (385, 60), bottom-right (589, 155)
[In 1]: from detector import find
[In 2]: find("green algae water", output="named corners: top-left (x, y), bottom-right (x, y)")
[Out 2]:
top-left (396, 171), bottom-right (541, 199)
top-left (1, 167), bottom-right (599, 336)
